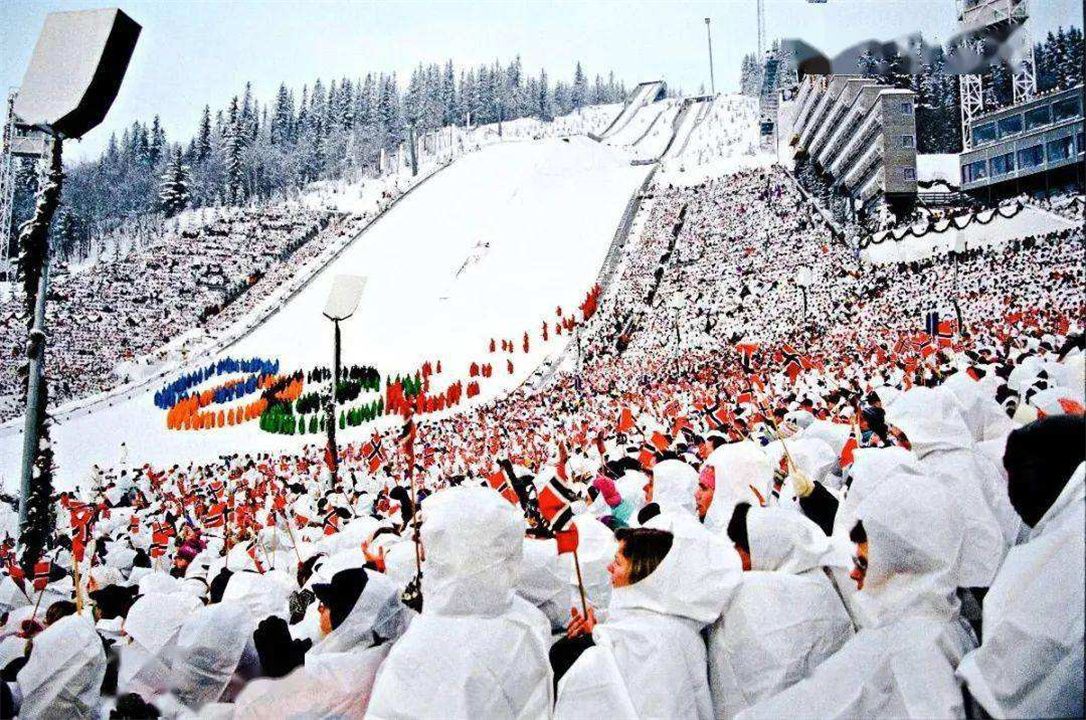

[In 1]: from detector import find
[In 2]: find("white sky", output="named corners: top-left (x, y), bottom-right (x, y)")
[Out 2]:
top-left (1, 0), bottom-right (1082, 162)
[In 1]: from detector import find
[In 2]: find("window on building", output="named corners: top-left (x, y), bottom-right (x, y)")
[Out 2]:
top-left (1024, 105), bottom-right (1051, 130)
top-left (901, 135), bottom-right (914, 148)
top-left (903, 167), bottom-right (915, 181)
top-left (964, 159), bottom-right (988, 183)
top-left (1078, 131), bottom-right (1085, 155)
top-left (990, 152), bottom-right (1015, 176)
top-left (997, 114), bottom-right (1023, 138)
top-left (1016, 144), bottom-right (1044, 169)
top-left (1052, 96), bottom-right (1082, 123)
top-left (899, 101), bottom-right (913, 115)
top-left (1046, 135), bottom-right (1074, 163)
top-left (972, 122), bottom-right (997, 145)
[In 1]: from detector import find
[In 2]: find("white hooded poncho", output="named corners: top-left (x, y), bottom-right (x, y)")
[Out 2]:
top-left (737, 477), bottom-right (976, 720)
top-left (556, 527), bottom-right (740, 720)
top-left (885, 386), bottom-right (1015, 587)
top-left (708, 507), bottom-right (854, 719)
top-left (703, 441), bottom-right (773, 533)
top-left (16, 614), bottom-right (106, 720)
top-left (367, 487), bottom-right (552, 719)
top-left (233, 568), bottom-right (410, 719)
top-left (956, 462), bottom-right (1085, 719)
top-left (169, 600), bottom-right (255, 711)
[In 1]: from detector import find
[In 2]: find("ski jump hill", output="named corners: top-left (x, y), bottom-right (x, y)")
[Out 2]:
top-left (591, 80), bottom-right (717, 166)
top-left (0, 137), bottom-right (655, 487)
top-left (591, 80), bottom-right (667, 142)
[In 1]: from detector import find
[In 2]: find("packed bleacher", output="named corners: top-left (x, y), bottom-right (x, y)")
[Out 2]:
top-left (0, 164), bottom-right (1082, 719)
top-left (0, 205), bottom-right (365, 422)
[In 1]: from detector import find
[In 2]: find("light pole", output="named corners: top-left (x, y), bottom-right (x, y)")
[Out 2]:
top-left (951, 235), bottom-right (965, 332)
top-left (795, 265), bottom-right (813, 321)
top-left (12, 9), bottom-right (140, 552)
top-left (704, 18), bottom-right (716, 96)
top-left (669, 294), bottom-right (684, 358)
top-left (323, 275), bottom-right (367, 491)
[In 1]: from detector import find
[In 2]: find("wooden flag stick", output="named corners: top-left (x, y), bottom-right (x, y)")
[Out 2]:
top-left (29, 583), bottom-right (46, 623)
top-left (571, 547), bottom-right (589, 618)
top-left (283, 513), bottom-right (304, 565)
top-left (73, 557), bottom-right (84, 615)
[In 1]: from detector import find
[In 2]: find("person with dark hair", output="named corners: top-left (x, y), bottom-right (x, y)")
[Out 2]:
top-left (709, 506), bottom-right (853, 718)
top-left (555, 526), bottom-right (738, 719)
top-left (726, 501), bottom-right (752, 570)
top-left (957, 414), bottom-right (1085, 720)
top-left (739, 476), bottom-right (975, 720)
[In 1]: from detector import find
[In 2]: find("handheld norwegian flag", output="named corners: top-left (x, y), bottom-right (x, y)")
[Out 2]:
top-left (149, 528), bottom-right (170, 559)
top-left (70, 505), bottom-right (94, 563)
top-left (323, 507), bottom-right (339, 535)
top-left (702, 401), bottom-right (732, 432)
top-left (6, 556), bottom-right (25, 593)
top-left (33, 559), bottom-right (52, 592)
top-left (487, 462), bottom-right (521, 506)
top-left (204, 503), bottom-right (226, 529)
top-left (537, 475), bottom-right (579, 554)
top-left (362, 433), bottom-right (386, 474)
top-left (556, 442), bottom-right (570, 482)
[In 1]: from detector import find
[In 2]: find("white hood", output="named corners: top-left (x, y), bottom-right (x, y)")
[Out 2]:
top-left (608, 528), bottom-right (739, 625)
top-left (16, 614), bottom-right (106, 719)
top-left (942, 372), bottom-right (1015, 443)
top-left (955, 463), bottom-right (1085, 719)
top-left (747, 506), bottom-right (845, 574)
top-left (832, 446), bottom-right (924, 539)
top-left (885, 386), bottom-right (972, 456)
top-left (853, 476), bottom-right (964, 627)
top-left (651, 459), bottom-right (698, 516)
top-left (420, 486), bottom-right (525, 617)
top-left (704, 441), bottom-right (772, 531)
top-left (170, 601), bottom-right (254, 710)
top-left (311, 569), bottom-right (411, 655)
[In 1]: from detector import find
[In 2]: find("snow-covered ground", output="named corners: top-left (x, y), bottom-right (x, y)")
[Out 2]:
top-left (0, 137), bottom-right (650, 488)
top-left (916, 153), bottom-right (961, 187)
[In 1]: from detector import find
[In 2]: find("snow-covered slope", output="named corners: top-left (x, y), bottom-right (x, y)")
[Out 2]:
top-left (656, 95), bottom-right (770, 185)
top-left (0, 137), bottom-right (650, 488)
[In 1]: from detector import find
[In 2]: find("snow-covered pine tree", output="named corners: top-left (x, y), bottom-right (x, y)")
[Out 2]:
top-left (443, 60), bottom-right (458, 126)
top-left (195, 105), bottom-right (212, 164)
top-left (554, 80), bottom-right (572, 116)
top-left (270, 83), bottom-right (294, 146)
top-left (538, 69), bottom-right (552, 121)
top-left (223, 96), bottom-right (244, 204)
top-left (148, 115), bottom-right (166, 166)
top-left (571, 62), bottom-right (588, 110)
top-left (159, 147), bottom-right (191, 217)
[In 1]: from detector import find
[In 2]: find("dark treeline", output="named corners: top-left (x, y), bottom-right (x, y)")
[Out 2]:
top-left (9, 58), bottom-right (628, 262)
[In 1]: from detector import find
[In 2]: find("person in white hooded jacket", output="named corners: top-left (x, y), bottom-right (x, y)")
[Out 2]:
top-left (554, 523), bottom-right (739, 720)
top-left (884, 386), bottom-right (1016, 588)
top-left (13, 614), bottom-right (106, 719)
top-left (956, 415), bottom-right (1085, 719)
top-left (367, 486), bottom-right (553, 720)
top-left (708, 505), bottom-right (854, 719)
top-left (737, 475), bottom-right (976, 719)
top-left (232, 566), bottom-right (411, 719)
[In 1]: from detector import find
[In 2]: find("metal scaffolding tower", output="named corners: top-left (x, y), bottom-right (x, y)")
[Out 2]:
top-left (756, 0), bottom-right (766, 60)
top-left (957, 0), bottom-right (1036, 149)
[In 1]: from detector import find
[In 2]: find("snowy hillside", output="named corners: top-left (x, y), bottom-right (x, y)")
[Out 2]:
top-left (0, 137), bottom-right (650, 487)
